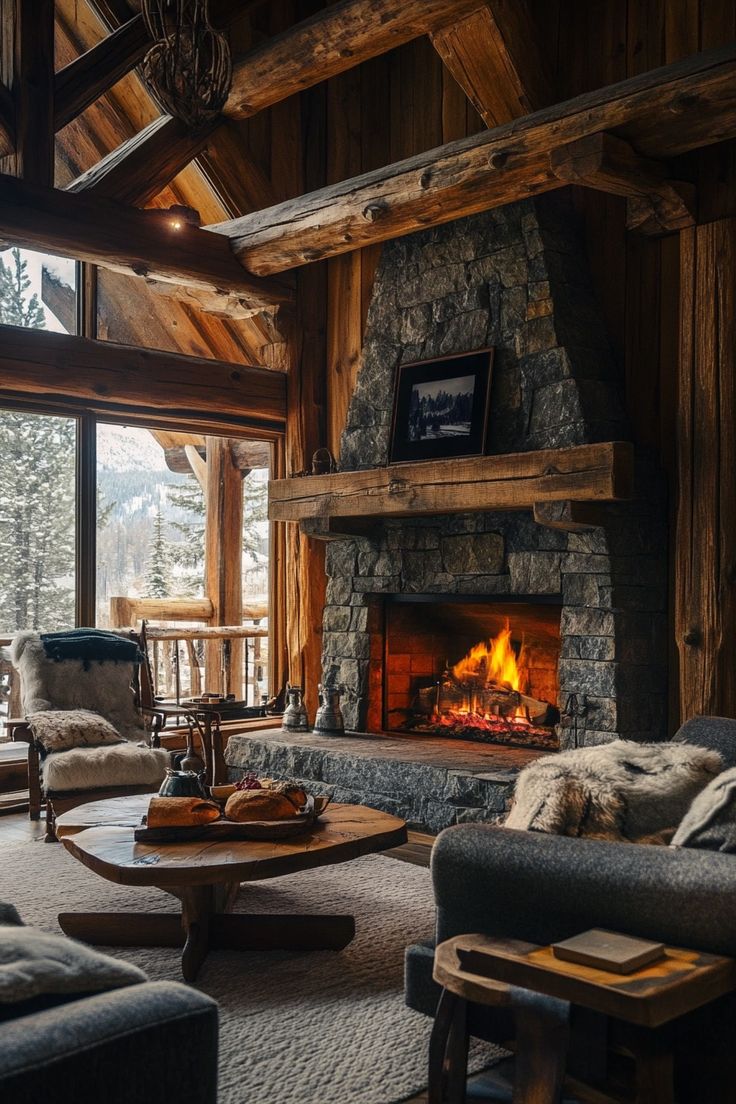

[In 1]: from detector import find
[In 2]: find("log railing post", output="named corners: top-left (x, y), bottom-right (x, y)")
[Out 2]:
top-left (204, 438), bottom-right (244, 695)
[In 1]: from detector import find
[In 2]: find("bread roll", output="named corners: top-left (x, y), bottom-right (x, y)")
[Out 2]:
top-left (225, 789), bottom-right (299, 823)
top-left (147, 797), bottom-right (221, 828)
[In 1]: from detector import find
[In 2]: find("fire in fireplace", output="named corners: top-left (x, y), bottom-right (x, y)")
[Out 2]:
top-left (383, 596), bottom-right (561, 750)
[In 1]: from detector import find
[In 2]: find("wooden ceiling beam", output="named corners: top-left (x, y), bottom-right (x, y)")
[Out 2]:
top-left (223, 0), bottom-right (485, 119)
top-left (54, 14), bottom-right (150, 132)
top-left (430, 1), bottom-right (553, 125)
top-left (208, 43), bottom-right (736, 275)
top-left (0, 324), bottom-right (286, 436)
top-left (1, 0), bottom-right (55, 183)
top-left (67, 113), bottom-right (220, 205)
top-left (550, 131), bottom-right (696, 236)
top-left (0, 172), bottom-right (291, 309)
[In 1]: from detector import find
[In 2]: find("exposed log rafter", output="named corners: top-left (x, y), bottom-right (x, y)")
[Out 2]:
top-left (54, 14), bottom-right (150, 132)
top-left (208, 43), bottom-right (736, 275)
top-left (224, 0), bottom-right (485, 119)
top-left (550, 132), bottom-right (696, 236)
top-left (0, 172), bottom-right (292, 310)
top-left (67, 113), bottom-right (220, 205)
top-left (430, 0), bottom-right (553, 126)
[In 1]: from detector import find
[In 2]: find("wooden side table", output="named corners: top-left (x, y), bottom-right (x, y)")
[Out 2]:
top-left (429, 933), bottom-right (736, 1104)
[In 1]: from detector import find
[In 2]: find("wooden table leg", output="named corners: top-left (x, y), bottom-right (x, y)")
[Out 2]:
top-left (511, 988), bottom-right (570, 1104)
top-left (60, 879), bottom-right (356, 984)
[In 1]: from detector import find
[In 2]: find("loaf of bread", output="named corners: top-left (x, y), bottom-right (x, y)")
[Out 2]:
top-left (225, 789), bottom-right (299, 823)
top-left (146, 796), bottom-right (221, 828)
top-left (265, 780), bottom-right (308, 810)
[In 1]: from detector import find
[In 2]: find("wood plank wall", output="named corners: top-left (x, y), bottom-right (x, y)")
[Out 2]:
top-left (242, 0), bottom-right (736, 723)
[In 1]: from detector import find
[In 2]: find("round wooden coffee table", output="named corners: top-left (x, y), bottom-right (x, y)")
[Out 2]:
top-left (56, 795), bottom-right (407, 982)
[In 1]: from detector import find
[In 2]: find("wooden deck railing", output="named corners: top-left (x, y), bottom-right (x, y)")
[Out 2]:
top-left (108, 596), bottom-right (270, 705)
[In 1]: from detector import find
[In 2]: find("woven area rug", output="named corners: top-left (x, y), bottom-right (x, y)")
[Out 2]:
top-left (0, 839), bottom-right (500, 1103)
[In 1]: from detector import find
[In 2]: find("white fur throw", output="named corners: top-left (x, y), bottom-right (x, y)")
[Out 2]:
top-left (42, 743), bottom-right (169, 793)
top-left (0, 925), bottom-right (146, 1005)
top-left (505, 741), bottom-right (723, 841)
top-left (10, 632), bottom-right (144, 740)
top-left (28, 709), bottom-right (124, 753)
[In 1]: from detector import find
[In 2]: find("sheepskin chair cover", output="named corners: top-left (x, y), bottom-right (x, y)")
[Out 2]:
top-left (505, 740), bottom-right (723, 841)
top-left (10, 631), bottom-right (169, 793)
top-left (10, 631), bottom-right (144, 740)
top-left (41, 742), bottom-right (169, 793)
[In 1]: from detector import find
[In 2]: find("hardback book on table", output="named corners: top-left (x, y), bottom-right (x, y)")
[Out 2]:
top-left (551, 929), bottom-right (665, 974)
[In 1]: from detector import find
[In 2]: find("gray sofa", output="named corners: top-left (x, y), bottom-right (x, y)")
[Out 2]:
top-left (0, 971), bottom-right (218, 1104)
top-left (405, 716), bottom-right (736, 1048)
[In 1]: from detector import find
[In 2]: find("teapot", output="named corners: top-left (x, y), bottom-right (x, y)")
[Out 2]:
top-left (158, 768), bottom-right (208, 799)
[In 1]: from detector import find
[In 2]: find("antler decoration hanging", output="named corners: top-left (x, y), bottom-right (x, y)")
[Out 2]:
top-left (142, 0), bottom-right (232, 129)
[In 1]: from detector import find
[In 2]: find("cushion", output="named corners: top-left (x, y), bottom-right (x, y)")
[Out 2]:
top-left (505, 740), bottom-right (723, 841)
top-left (28, 709), bottom-right (124, 753)
top-left (673, 715), bottom-right (736, 770)
top-left (10, 632), bottom-right (144, 740)
top-left (42, 743), bottom-right (170, 793)
top-left (0, 925), bottom-right (146, 1009)
top-left (671, 766), bottom-right (736, 852)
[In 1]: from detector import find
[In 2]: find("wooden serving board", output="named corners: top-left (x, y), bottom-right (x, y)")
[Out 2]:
top-left (134, 796), bottom-right (318, 843)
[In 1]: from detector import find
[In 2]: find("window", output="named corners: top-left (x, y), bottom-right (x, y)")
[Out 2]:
top-left (0, 410), bottom-right (77, 633)
top-left (0, 246), bottom-right (76, 334)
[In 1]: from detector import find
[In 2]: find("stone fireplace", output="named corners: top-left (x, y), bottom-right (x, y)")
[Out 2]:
top-left (321, 194), bottom-right (668, 751)
top-left (227, 193), bottom-right (670, 833)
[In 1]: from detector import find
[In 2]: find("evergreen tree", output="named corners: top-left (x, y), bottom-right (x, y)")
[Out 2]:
top-left (0, 412), bottom-right (76, 632)
top-left (144, 507), bottom-right (171, 598)
top-left (0, 249), bottom-right (45, 328)
top-left (169, 475), bottom-right (205, 595)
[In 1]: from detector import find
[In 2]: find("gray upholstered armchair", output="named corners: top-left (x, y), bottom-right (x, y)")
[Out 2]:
top-left (405, 716), bottom-right (736, 1086)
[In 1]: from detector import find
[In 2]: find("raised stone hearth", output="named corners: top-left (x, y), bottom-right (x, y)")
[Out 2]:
top-left (225, 729), bottom-right (543, 834)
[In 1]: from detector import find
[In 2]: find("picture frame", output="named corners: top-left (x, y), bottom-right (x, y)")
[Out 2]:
top-left (389, 348), bottom-right (494, 463)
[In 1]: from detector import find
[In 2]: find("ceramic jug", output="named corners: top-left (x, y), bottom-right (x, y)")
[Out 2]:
top-left (282, 684), bottom-right (310, 732)
top-left (313, 684), bottom-right (345, 736)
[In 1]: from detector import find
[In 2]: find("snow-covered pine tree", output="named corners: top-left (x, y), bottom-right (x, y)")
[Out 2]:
top-left (0, 251), bottom-right (76, 633)
top-left (144, 507), bottom-right (171, 598)
top-left (0, 249), bottom-right (45, 328)
top-left (169, 475), bottom-right (205, 595)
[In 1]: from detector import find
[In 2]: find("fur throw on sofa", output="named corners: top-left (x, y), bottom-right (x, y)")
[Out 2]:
top-left (505, 741), bottom-right (723, 842)
top-left (10, 632), bottom-right (144, 740)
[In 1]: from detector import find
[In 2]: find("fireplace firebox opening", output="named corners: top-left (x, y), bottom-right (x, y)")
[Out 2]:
top-left (382, 595), bottom-right (562, 751)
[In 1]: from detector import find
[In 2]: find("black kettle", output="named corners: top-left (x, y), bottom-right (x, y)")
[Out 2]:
top-left (158, 768), bottom-right (208, 799)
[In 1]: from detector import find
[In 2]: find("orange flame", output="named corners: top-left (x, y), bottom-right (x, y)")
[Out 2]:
top-left (451, 621), bottom-right (528, 694)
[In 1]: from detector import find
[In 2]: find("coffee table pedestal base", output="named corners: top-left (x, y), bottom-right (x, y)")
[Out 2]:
top-left (59, 881), bottom-right (356, 982)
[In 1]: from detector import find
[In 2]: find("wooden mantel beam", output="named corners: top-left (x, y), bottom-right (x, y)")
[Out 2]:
top-left (0, 325), bottom-right (286, 436)
top-left (268, 442), bottom-right (633, 530)
top-left (0, 173), bottom-right (291, 310)
top-left (224, 0), bottom-right (484, 119)
top-left (209, 42), bottom-right (736, 276)
top-left (430, 1), bottom-right (553, 126)
top-left (550, 132), bottom-right (696, 236)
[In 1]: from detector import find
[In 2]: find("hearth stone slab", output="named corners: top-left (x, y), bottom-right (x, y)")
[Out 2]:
top-left (225, 729), bottom-right (542, 835)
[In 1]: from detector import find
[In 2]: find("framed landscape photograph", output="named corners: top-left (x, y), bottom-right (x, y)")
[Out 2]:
top-left (389, 348), bottom-right (494, 463)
